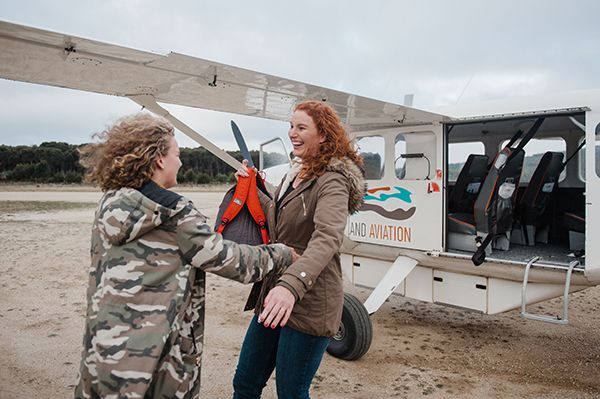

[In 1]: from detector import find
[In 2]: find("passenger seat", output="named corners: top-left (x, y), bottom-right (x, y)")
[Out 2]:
top-left (448, 154), bottom-right (489, 214)
top-left (448, 147), bottom-right (524, 253)
top-left (512, 152), bottom-right (564, 246)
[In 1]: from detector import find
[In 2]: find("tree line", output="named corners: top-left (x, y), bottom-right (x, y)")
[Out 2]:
top-left (0, 142), bottom-right (263, 185)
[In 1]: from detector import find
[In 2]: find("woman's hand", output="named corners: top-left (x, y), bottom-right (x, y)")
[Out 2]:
top-left (259, 285), bottom-right (296, 328)
top-left (234, 159), bottom-right (255, 180)
top-left (290, 247), bottom-right (300, 263)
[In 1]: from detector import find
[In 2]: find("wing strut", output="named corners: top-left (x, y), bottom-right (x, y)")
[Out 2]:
top-left (128, 94), bottom-right (242, 171)
top-left (363, 255), bottom-right (418, 315)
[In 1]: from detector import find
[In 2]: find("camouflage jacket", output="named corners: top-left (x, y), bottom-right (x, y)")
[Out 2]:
top-left (75, 188), bottom-right (292, 399)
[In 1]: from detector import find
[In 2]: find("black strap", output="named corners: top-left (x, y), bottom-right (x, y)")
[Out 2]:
top-left (487, 128), bottom-right (524, 170)
top-left (487, 119), bottom-right (542, 170)
top-left (505, 128), bottom-right (524, 149)
top-left (511, 118), bottom-right (545, 154)
top-left (491, 117), bottom-right (545, 171)
top-left (470, 119), bottom-right (544, 266)
top-left (471, 224), bottom-right (496, 266)
top-left (256, 173), bottom-right (272, 199)
top-left (561, 139), bottom-right (586, 171)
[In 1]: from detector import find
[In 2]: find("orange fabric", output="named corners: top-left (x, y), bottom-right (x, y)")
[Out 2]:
top-left (217, 169), bottom-right (269, 244)
top-left (216, 172), bottom-right (251, 234)
top-left (565, 212), bottom-right (584, 222)
top-left (448, 215), bottom-right (475, 228)
top-left (246, 172), bottom-right (269, 244)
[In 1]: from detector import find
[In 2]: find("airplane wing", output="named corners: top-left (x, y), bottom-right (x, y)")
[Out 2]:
top-left (0, 20), bottom-right (446, 131)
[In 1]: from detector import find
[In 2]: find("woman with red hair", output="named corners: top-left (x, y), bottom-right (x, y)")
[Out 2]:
top-left (233, 101), bottom-right (366, 398)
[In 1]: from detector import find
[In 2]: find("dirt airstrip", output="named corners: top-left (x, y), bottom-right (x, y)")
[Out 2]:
top-left (0, 188), bottom-right (599, 398)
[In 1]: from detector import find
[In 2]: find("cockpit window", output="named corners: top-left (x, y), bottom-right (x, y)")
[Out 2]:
top-left (357, 136), bottom-right (385, 180)
top-left (395, 135), bottom-right (406, 179)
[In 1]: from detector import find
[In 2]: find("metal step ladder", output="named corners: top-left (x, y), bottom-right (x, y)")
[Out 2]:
top-left (520, 257), bottom-right (580, 325)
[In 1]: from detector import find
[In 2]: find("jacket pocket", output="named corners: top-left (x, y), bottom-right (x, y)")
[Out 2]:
top-left (291, 302), bottom-right (310, 316)
top-left (292, 281), bottom-right (325, 317)
top-left (150, 346), bottom-right (198, 397)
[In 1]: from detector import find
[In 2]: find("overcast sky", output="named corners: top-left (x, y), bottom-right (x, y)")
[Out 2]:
top-left (1, 0), bottom-right (599, 151)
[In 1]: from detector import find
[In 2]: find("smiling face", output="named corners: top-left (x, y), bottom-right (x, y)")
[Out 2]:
top-left (154, 136), bottom-right (182, 188)
top-left (288, 110), bottom-right (325, 158)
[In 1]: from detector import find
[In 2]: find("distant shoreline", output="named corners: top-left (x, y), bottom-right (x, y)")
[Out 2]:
top-left (0, 183), bottom-right (232, 192)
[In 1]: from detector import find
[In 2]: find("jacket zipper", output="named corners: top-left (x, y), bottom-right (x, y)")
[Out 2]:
top-left (301, 194), bottom-right (307, 216)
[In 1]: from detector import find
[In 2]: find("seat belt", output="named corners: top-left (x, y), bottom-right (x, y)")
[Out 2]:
top-left (486, 128), bottom-right (524, 170)
top-left (471, 118), bottom-right (545, 266)
top-left (507, 118), bottom-right (545, 161)
top-left (561, 139), bottom-right (586, 172)
top-left (505, 128), bottom-right (525, 149)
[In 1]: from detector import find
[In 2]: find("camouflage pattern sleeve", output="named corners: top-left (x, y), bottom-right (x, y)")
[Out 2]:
top-left (176, 204), bottom-right (292, 283)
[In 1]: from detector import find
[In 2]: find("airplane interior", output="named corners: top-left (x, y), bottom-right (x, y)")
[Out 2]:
top-left (446, 113), bottom-right (587, 267)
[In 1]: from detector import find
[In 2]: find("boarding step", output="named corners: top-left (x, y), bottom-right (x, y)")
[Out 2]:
top-left (520, 256), bottom-right (580, 325)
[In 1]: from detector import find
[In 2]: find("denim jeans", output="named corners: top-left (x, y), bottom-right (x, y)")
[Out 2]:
top-left (232, 315), bottom-right (330, 399)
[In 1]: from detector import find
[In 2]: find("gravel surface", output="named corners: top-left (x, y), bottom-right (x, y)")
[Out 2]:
top-left (1, 191), bottom-right (599, 398)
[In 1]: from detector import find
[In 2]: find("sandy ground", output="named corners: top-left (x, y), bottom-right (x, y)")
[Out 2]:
top-left (0, 183), bottom-right (232, 192)
top-left (1, 189), bottom-right (599, 398)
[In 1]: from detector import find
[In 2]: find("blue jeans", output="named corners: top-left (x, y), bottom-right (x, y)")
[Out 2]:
top-left (232, 315), bottom-right (330, 399)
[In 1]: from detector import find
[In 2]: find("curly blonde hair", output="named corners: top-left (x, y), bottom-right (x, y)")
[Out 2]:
top-left (79, 113), bottom-right (175, 191)
top-left (295, 101), bottom-right (363, 180)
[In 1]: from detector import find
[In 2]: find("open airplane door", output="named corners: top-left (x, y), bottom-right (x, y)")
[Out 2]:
top-left (584, 109), bottom-right (600, 283)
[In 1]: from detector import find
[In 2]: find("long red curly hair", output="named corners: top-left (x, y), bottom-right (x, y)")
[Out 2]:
top-left (294, 101), bottom-right (363, 180)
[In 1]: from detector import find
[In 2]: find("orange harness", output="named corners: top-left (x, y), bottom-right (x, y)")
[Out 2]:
top-left (216, 169), bottom-right (269, 245)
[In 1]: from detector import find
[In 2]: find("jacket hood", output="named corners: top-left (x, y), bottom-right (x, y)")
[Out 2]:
top-left (96, 188), bottom-right (188, 246)
top-left (325, 157), bottom-right (366, 214)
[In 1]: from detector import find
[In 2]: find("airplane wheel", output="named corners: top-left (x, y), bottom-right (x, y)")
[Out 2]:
top-left (327, 293), bottom-right (372, 360)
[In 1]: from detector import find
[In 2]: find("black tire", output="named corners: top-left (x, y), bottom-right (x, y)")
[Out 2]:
top-left (327, 293), bottom-right (372, 360)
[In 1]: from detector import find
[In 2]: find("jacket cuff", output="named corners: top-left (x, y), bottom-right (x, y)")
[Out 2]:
top-left (277, 268), bottom-right (315, 302)
top-left (276, 280), bottom-right (300, 302)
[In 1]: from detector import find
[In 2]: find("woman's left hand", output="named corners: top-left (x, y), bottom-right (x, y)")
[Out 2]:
top-left (234, 159), bottom-right (255, 180)
top-left (259, 286), bottom-right (296, 328)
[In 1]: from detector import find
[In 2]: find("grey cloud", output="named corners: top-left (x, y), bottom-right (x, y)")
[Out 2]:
top-left (1, 0), bottom-right (599, 147)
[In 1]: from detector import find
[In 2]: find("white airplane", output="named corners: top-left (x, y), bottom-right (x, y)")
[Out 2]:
top-left (1, 21), bottom-right (598, 361)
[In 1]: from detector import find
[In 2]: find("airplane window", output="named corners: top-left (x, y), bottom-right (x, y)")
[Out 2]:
top-left (589, 123), bottom-right (600, 179)
top-left (448, 142), bottom-right (485, 182)
top-left (357, 136), bottom-right (385, 180)
top-left (582, 125), bottom-right (600, 180)
top-left (395, 135), bottom-right (406, 179)
top-left (261, 140), bottom-right (290, 170)
top-left (579, 136), bottom-right (586, 182)
top-left (395, 132), bottom-right (436, 180)
top-left (501, 138), bottom-right (567, 183)
top-left (597, 123), bottom-right (600, 179)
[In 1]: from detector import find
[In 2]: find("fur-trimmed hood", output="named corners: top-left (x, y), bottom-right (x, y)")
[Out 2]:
top-left (325, 157), bottom-right (366, 214)
top-left (277, 157), bottom-right (366, 215)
